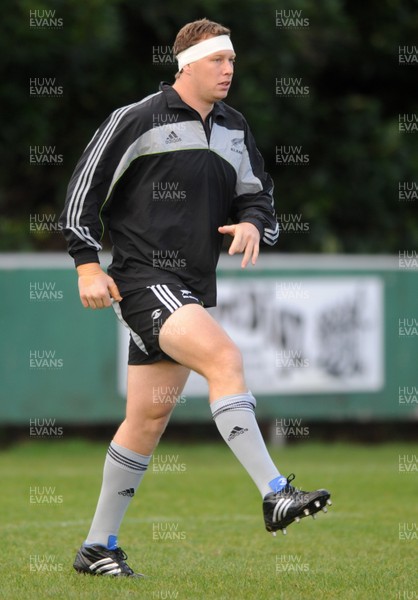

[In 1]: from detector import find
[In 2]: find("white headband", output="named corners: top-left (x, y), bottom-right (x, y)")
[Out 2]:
top-left (176, 35), bottom-right (234, 71)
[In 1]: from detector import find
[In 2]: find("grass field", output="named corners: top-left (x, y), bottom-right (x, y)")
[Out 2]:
top-left (1, 439), bottom-right (416, 600)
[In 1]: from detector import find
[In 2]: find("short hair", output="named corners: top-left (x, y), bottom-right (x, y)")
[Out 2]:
top-left (173, 18), bottom-right (231, 78)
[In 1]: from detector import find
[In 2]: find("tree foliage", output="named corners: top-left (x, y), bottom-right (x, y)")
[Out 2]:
top-left (1, 0), bottom-right (417, 252)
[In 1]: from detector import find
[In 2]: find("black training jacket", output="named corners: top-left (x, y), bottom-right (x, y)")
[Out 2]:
top-left (60, 83), bottom-right (279, 306)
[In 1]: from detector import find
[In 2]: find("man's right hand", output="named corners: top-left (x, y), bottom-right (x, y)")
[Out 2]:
top-left (77, 263), bottom-right (122, 309)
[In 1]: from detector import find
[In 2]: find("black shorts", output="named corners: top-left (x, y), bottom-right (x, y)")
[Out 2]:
top-left (112, 282), bottom-right (203, 365)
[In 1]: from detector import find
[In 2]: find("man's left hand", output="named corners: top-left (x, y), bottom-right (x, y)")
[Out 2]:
top-left (218, 222), bottom-right (260, 268)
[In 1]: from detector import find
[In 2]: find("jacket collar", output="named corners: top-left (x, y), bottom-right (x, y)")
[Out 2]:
top-left (159, 82), bottom-right (227, 119)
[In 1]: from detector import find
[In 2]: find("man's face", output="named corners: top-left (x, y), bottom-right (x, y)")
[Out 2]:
top-left (188, 49), bottom-right (235, 103)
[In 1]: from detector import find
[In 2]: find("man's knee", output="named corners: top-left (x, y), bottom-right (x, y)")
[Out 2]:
top-left (203, 342), bottom-right (243, 380)
top-left (123, 409), bottom-right (170, 436)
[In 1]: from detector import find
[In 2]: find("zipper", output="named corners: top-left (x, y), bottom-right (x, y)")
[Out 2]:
top-left (185, 105), bottom-right (213, 147)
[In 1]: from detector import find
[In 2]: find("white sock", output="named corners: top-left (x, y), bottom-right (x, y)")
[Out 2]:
top-left (84, 441), bottom-right (151, 549)
top-left (211, 392), bottom-right (287, 497)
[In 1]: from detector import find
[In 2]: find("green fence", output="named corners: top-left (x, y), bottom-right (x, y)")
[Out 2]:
top-left (0, 253), bottom-right (416, 425)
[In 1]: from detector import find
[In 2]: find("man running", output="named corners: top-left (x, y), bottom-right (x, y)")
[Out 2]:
top-left (60, 18), bottom-right (331, 577)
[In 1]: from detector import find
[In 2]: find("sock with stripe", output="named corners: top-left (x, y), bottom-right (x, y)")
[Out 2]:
top-left (84, 441), bottom-right (151, 549)
top-left (211, 392), bottom-right (287, 497)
